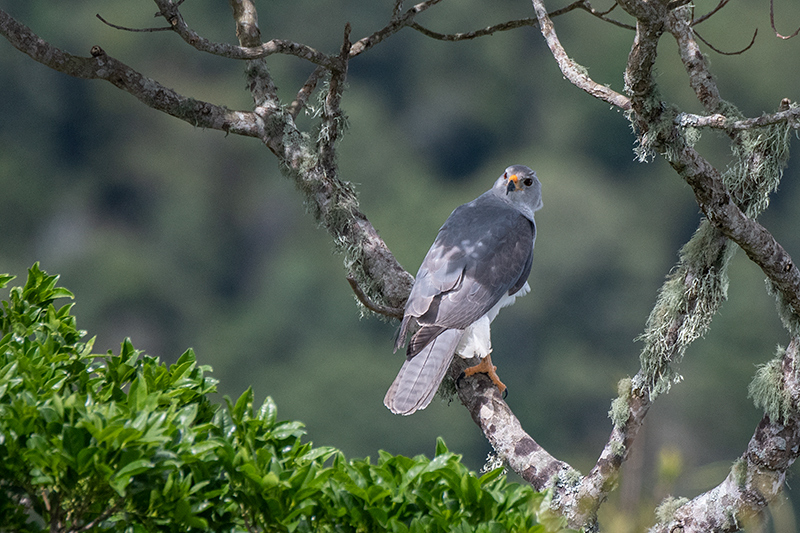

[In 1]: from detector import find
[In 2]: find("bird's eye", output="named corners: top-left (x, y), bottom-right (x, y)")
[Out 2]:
top-left (523, 177), bottom-right (533, 186)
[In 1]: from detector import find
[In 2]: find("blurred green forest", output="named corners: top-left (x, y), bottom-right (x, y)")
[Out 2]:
top-left (2, 0), bottom-right (800, 527)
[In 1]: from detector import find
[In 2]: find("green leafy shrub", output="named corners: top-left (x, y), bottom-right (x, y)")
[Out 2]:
top-left (0, 264), bottom-right (565, 532)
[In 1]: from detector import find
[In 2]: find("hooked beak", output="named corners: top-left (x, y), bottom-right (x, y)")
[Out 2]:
top-left (506, 174), bottom-right (519, 194)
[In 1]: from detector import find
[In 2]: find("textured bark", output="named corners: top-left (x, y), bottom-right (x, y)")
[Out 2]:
top-left (3, 0), bottom-right (800, 531)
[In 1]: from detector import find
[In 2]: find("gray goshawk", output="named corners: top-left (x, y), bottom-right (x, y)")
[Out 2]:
top-left (385, 165), bottom-right (542, 415)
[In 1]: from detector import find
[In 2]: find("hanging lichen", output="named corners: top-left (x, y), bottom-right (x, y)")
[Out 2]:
top-left (748, 346), bottom-right (792, 423)
top-left (633, 100), bottom-right (795, 399)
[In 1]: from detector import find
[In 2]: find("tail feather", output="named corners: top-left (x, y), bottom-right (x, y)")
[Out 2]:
top-left (384, 329), bottom-right (463, 415)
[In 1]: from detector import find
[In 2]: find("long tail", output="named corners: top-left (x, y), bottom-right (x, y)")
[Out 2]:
top-left (384, 329), bottom-right (462, 415)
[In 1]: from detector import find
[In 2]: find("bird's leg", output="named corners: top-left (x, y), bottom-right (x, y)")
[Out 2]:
top-left (463, 353), bottom-right (507, 394)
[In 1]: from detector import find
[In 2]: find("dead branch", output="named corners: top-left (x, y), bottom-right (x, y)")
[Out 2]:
top-left (145, 0), bottom-right (343, 69)
top-left (666, 6), bottom-right (723, 113)
top-left (771, 0), bottom-right (800, 40)
top-left (95, 13), bottom-right (171, 32)
top-left (691, 0), bottom-right (729, 26)
top-left (288, 66), bottom-right (326, 119)
top-left (409, 18), bottom-right (539, 42)
top-left (577, 0), bottom-right (635, 30)
top-left (346, 276), bottom-right (404, 319)
top-left (531, 0), bottom-right (632, 110)
top-left (694, 27), bottom-right (757, 55)
top-left (408, 1), bottom-right (633, 43)
top-left (349, 0), bottom-right (443, 57)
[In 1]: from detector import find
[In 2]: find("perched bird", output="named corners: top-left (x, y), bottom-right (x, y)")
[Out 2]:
top-left (385, 165), bottom-right (542, 415)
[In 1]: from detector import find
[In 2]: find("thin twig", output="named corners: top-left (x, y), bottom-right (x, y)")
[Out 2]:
top-left (349, 0), bottom-right (443, 57)
top-left (409, 18), bottom-right (537, 41)
top-left (347, 276), bottom-right (404, 319)
top-left (694, 27), bottom-right (757, 55)
top-left (288, 66), bottom-right (326, 119)
top-left (409, 2), bottom-right (633, 42)
top-left (578, 0), bottom-right (635, 30)
top-left (771, 0), bottom-right (800, 39)
top-left (691, 0), bottom-right (729, 26)
top-left (96, 14), bottom-right (171, 32)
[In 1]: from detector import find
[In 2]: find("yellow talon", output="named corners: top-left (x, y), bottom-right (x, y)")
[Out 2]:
top-left (463, 353), bottom-right (507, 394)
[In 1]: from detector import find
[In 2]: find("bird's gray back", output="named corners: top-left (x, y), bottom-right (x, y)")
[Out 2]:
top-left (405, 193), bottom-right (535, 331)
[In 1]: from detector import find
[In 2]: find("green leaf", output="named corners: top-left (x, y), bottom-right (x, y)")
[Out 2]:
top-left (0, 265), bottom-right (551, 532)
top-left (435, 436), bottom-right (449, 456)
top-left (232, 387), bottom-right (253, 422)
top-left (62, 425), bottom-right (89, 459)
top-left (0, 274), bottom-right (14, 289)
top-left (479, 467), bottom-right (505, 486)
top-left (258, 396), bottom-right (278, 427)
top-left (128, 373), bottom-right (148, 411)
top-left (111, 459), bottom-right (154, 495)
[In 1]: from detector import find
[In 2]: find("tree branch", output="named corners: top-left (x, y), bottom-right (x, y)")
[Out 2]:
top-left (449, 357), bottom-right (576, 492)
top-left (666, 6), bottom-right (723, 113)
top-left (409, 1), bottom-right (634, 43)
top-left (0, 9), bottom-right (262, 137)
top-left (693, 27), bottom-right (757, 56)
top-left (346, 276), bottom-right (404, 319)
top-left (652, 337), bottom-right (800, 533)
top-left (223, 0), bottom-right (415, 311)
top-left (691, 0), bottom-right (729, 26)
top-left (409, 18), bottom-right (539, 42)
top-left (348, 0), bottom-right (443, 58)
top-left (147, 0), bottom-right (343, 70)
top-left (531, 0), bottom-right (631, 110)
top-left (95, 13), bottom-right (172, 33)
top-left (288, 66), bottom-right (326, 119)
top-left (770, 0), bottom-right (800, 40)
top-left (677, 100), bottom-right (800, 130)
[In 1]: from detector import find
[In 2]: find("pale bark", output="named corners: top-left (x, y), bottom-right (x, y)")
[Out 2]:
top-left (2, 1), bottom-right (800, 531)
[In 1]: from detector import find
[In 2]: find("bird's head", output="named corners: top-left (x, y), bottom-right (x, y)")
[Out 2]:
top-left (494, 165), bottom-right (542, 218)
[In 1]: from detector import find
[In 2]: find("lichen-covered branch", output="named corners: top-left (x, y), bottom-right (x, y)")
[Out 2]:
top-left (5, 0), bottom-right (800, 530)
top-left (152, 0), bottom-right (342, 69)
top-left (0, 9), bottom-right (262, 137)
top-left (610, 1), bottom-right (800, 530)
top-left (678, 100), bottom-right (800, 131)
top-left (448, 358), bottom-right (589, 527)
top-left (223, 0), bottom-right (414, 310)
top-left (652, 338), bottom-right (800, 533)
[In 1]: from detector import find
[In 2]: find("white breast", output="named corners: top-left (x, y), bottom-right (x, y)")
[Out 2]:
top-left (455, 281), bottom-right (530, 360)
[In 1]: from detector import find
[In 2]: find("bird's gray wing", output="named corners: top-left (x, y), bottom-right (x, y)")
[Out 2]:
top-left (399, 195), bottom-right (535, 357)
